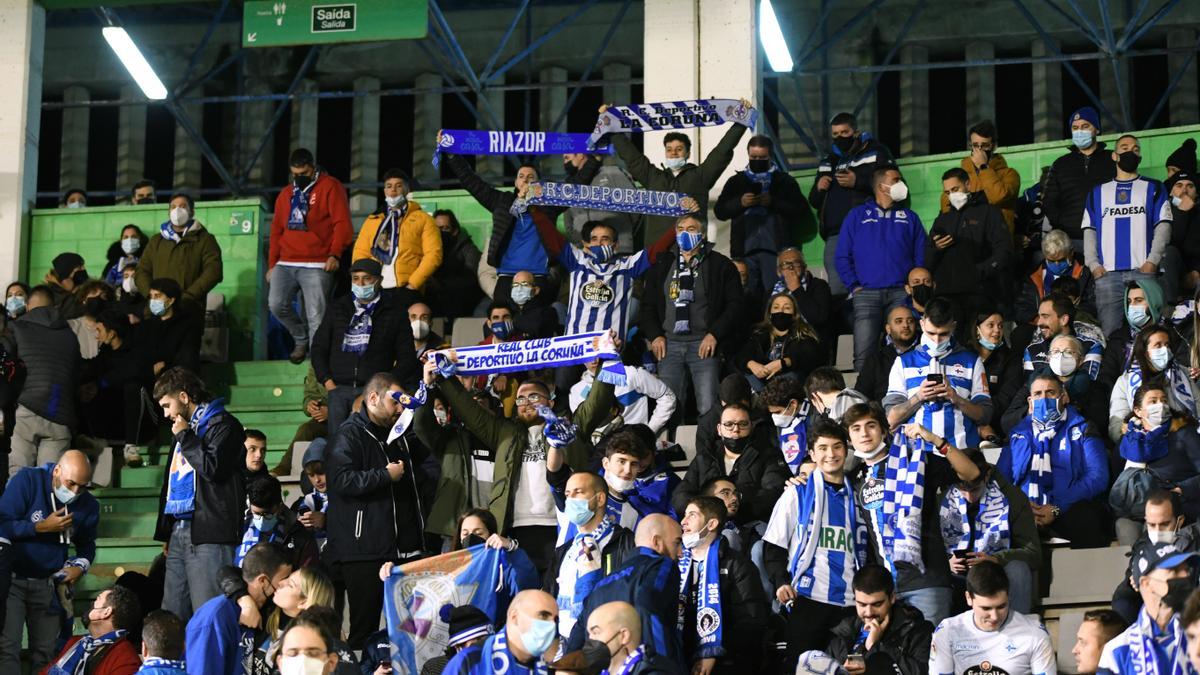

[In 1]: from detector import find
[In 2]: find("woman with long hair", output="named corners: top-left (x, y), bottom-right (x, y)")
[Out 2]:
top-left (1109, 325), bottom-right (1200, 442)
top-left (969, 308), bottom-right (1022, 439)
top-left (738, 292), bottom-right (823, 393)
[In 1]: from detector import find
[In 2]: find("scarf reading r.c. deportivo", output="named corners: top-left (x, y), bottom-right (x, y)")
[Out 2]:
top-left (587, 99), bottom-right (759, 150)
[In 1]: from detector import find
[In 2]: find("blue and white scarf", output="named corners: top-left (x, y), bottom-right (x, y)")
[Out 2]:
top-left (433, 129), bottom-right (609, 169)
top-left (537, 405), bottom-right (578, 449)
top-left (47, 630), bottom-right (127, 675)
top-left (671, 251), bottom-right (700, 334)
top-left (939, 482), bottom-right (1011, 555)
top-left (139, 657), bottom-right (188, 672)
top-left (678, 541), bottom-right (724, 659)
top-left (164, 399), bottom-right (226, 516)
top-left (1129, 607), bottom-right (1189, 675)
top-left (867, 434), bottom-right (926, 575)
top-left (1128, 362), bottom-right (1199, 420)
top-left (235, 519), bottom-right (279, 567)
top-left (341, 296), bottom-right (380, 355)
top-left (1025, 418), bottom-right (1057, 506)
top-left (483, 630), bottom-right (549, 675)
top-left (602, 645), bottom-right (646, 675)
top-left (105, 255), bottom-right (138, 286)
top-left (743, 165), bottom-right (775, 216)
top-left (387, 381), bottom-right (428, 444)
top-left (777, 403), bottom-right (811, 474)
top-left (159, 221), bottom-right (192, 243)
top-left (370, 205), bottom-right (406, 264)
top-left (288, 174), bottom-right (318, 231)
top-left (528, 182), bottom-right (695, 217)
top-left (787, 471), bottom-right (860, 587)
top-left (588, 99), bottom-right (759, 150)
top-left (431, 331), bottom-right (626, 385)
top-left (557, 516), bottom-right (616, 638)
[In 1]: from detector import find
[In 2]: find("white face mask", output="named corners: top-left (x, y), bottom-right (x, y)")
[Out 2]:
top-left (772, 411), bottom-right (796, 428)
top-left (853, 440), bottom-right (888, 461)
top-left (385, 193), bottom-right (407, 209)
top-left (121, 277), bottom-right (136, 294)
top-left (606, 473), bottom-right (635, 494)
top-left (1049, 352), bottom-right (1078, 378)
top-left (682, 526), bottom-right (708, 549)
top-left (948, 191), bottom-right (969, 210)
top-left (664, 157), bottom-right (687, 171)
top-left (411, 319), bottom-right (430, 340)
top-left (278, 654), bottom-right (327, 675)
top-left (1148, 528), bottom-right (1176, 545)
top-left (169, 206), bottom-right (190, 228)
top-left (888, 180), bottom-right (909, 202)
top-left (1145, 402), bottom-right (1171, 427)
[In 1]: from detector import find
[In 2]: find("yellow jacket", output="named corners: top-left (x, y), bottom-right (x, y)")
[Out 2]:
top-left (352, 200), bottom-right (443, 289)
top-left (938, 153), bottom-right (1021, 233)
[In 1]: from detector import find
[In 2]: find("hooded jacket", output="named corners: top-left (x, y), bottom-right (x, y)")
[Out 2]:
top-left (134, 222), bottom-right (223, 305)
top-left (671, 439), bottom-right (789, 525)
top-left (0, 462), bottom-right (99, 579)
top-left (1096, 277), bottom-right (1190, 394)
top-left (351, 199), bottom-right (443, 290)
top-left (825, 601), bottom-right (934, 675)
top-left (11, 306), bottom-right (82, 428)
top-left (1042, 142), bottom-right (1118, 239)
top-left (809, 133), bottom-right (894, 239)
top-left (937, 153), bottom-right (1022, 230)
top-left (926, 191), bottom-right (1015, 296)
top-left (310, 287), bottom-right (420, 390)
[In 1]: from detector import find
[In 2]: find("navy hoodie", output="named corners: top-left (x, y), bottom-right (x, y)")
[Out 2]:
top-left (0, 462), bottom-right (98, 579)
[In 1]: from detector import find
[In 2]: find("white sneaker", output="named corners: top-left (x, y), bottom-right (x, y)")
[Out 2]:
top-left (123, 444), bottom-right (142, 467)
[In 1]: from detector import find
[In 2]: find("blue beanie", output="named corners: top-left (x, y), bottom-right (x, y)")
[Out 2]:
top-left (1069, 106), bottom-right (1100, 133)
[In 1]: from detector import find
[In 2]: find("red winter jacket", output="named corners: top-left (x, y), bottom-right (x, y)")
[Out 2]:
top-left (39, 635), bottom-right (142, 675)
top-left (269, 172), bottom-right (354, 267)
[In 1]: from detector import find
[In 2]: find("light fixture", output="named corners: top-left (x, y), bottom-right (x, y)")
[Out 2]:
top-left (102, 26), bottom-right (168, 100)
top-left (759, 0), bottom-right (794, 73)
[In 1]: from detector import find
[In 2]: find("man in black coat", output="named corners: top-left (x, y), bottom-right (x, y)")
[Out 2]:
top-left (824, 564), bottom-right (934, 675)
top-left (152, 367), bottom-right (246, 623)
top-left (577, 601), bottom-right (686, 675)
top-left (672, 403), bottom-right (788, 526)
top-left (678, 496), bottom-right (768, 673)
top-left (714, 135), bottom-right (810, 296)
top-left (324, 371), bottom-right (429, 649)
top-left (311, 258), bottom-right (419, 435)
top-left (1041, 106), bottom-right (1117, 244)
top-left (855, 305), bottom-right (917, 402)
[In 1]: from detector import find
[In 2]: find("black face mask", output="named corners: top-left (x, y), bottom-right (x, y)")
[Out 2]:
top-left (721, 436), bottom-right (750, 455)
top-left (911, 285), bottom-right (934, 306)
top-left (293, 173), bottom-right (313, 190)
top-left (134, 197), bottom-right (155, 205)
top-left (1163, 577), bottom-right (1193, 613)
top-left (72, 270), bottom-right (89, 286)
top-left (580, 639), bottom-right (613, 669)
top-left (564, 162), bottom-right (579, 177)
top-left (770, 312), bottom-right (793, 331)
top-left (833, 136), bottom-right (855, 154)
top-left (1117, 151), bottom-right (1142, 173)
top-left (460, 534), bottom-right (486, 549)
top-left (84, 297), bottom-right (107, 318)
top-left (748, 158), bottom-right (771, 173)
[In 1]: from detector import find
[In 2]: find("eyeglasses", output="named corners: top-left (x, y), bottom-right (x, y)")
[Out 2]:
top-left (1047, 349), bottom-right (1078, 357)
top-left (512, 282), bottom-right (534, 289)
top-left (970, 143), bottom-right (994, 151)
top-left (515, 394), bottom-right (547, 405)
top-left (720, 421), bottom-right (751, 430)
top-left (282, 648), bottom-right (327, 659)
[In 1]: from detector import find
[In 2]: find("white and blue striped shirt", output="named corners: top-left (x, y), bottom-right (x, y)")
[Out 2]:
top-left (762, 480), bottom-right (862, 606)
top-left (1081, 177), bottom-right (1172, 272)
top-left (885, 344), bottom-right (992, 448)
top-left (558, 244), bottom-right (651, 337)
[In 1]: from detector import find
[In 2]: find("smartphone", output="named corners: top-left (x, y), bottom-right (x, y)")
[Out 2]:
top-left (845, 654), bottom-right (866, 668)
top-left (749, 182), bottom-right (763, 195)
top-left (954, 550), bottom-right (968, 559)
top-left (926, 373), bottom-right (944, 385)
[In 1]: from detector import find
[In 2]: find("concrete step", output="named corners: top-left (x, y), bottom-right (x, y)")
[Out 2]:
top-left (93, 487), bottom-right (162, 514)
top-left (118, 466), bottom-right (163, 489)
top-left (226, 383), bottom-right (306, 409)
top-left (232, 409), bottom-right (309, 428)
top-left (206, 360), bottom-right (311, 388)
top-left (96, 512), bottom-right (161, 539)
top-left (94, 537), bottom-right (162, 564)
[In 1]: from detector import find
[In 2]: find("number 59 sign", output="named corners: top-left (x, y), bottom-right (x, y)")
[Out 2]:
top-left (229, 210), bottom-right (256, 235)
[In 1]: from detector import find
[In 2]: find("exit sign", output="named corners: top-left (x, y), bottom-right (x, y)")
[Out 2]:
top-left (243, 0), bottom-right (427, 48)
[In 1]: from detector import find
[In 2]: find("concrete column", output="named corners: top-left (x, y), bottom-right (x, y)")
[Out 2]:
top-left (1031, 39), bottom-right (1062, 143)
top-left (173, 99), bottom-right (204, 192)
top-left (1100, 57), bottom-right (1131, 130)
top-left (476, 74), bottom-right (505, 182)
top-left (350, 76), bottom-right (381, 217)
top-left (900, 45), bottom-right (929, 157)
top-left (1168, 29), bottom-right (1199, 126)
top-left (0, 0), bottom-right (43, 282)
top-left (965, 41), bottom-right (995, 127)
top-left (642, 0), bottom-right (700, 171)
top-left (115, 85), bottom-right (146, 203)
top-left (413, 72), bottom-right (442, 186)
top-left (290, 78), bottom-right (319, 156)
top-left (538, 66), bottom-right (567, 176)
top-left (59, 85), bottom-right (89, 194)
top-left (601, 62), bottom-right (631, 110)
top-left (239, 82), bottom-right (274, 189)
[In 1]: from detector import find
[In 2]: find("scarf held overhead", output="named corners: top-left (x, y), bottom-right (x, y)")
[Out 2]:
top-left (433, 129), bottom-right (611, 168)
top-left (527, 181), bottom-right (696, 217)
top-left (431, 331), bottom-right (626, 384)
top-left (588, 99), bottom-right (759, 150)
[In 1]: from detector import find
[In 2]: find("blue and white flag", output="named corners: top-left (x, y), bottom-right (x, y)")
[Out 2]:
top-left (433, 129), bottom-right (611, 168)
top-left (527, 181), bottom-right (695, 217)
top-left (384, 545), bottom-right (531, 674)
top-left (431, 331), bottom-right (625, 385)
top-left (588, 99), bottom-right (758, 150)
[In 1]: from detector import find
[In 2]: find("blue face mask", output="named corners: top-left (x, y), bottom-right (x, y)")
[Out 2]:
top-left (1045, 259), bottom-right (1070, 276)
top-left (1127, 304), bottom-right (1150, 328)
top-left (587, 244), bottom-right (615, 262)
top-left (1032, 397), bottom-right (1062, 425)
top-left (676, 231), bottom-right (703, 253)
top-left (491, 320), bottom-right (513, 341)
top-left (148, 298), bottom-right (168, 317)
top-left (352, 283), bottom-right (377, 302)
top-left (252, 513), bottom-right (278, 532)
top-left (511, 285), bottom-right (534, 306)
top-left (54, 483), bottom-right (78, 505)
top-left (1149, 346), bottom-right (1172, 371)
top-left (978, 336), bottom-right (1000, 351)
top-left (5, 295), bottom-right (25, 317)
top-left (564, 497), bottom-right (595, 526)
top-left (521, 615), bottom-right (558, 657)
top-left (1071, 129), bottom-right (1095, 149)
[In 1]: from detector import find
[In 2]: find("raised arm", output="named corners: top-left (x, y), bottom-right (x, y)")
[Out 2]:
top-left (444, 152), bottom-right (508, 212)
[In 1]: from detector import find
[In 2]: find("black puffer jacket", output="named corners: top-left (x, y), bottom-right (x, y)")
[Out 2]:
top-left (311, 288), bottom-right (419, 390)
top-left (825, 601), bottom-right (935, 675)
top-left (682, 536), bottom-right (768, 667)
top-left (671, 441), bottom-right (789, 525)
top-left (1042, 142), bottom-right (1117, 239)
top-left (324, 409), bottom-right (428, 562)
top-left (10, 306), bottom-right (81, 428)
top-left (925, 191), bottom-right (1015, 296)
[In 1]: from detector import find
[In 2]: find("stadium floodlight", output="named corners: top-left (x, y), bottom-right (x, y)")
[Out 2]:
top-left (759, 0), bottom-right (794, 73)
top-left (102, 26), bottom-right (168, 100)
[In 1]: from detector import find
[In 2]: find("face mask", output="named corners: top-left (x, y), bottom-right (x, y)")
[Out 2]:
top-left (888, 181), bottom-right (909, 202)
top-left (676, 230), bottom-right (704, 253)
top-left (948, 191), bottom-right (970, 210)
top-left (911, 285), bottom-right (934, 306)
top-left (564, 497), bottom-right (595, 526)
top-left (1045, 259), bottom-right (1070, 276)
top-left (606, 473), bottom-right (635, 494)
top-left (351, 283), bottom-right (377, 302)
top-left (1071, 129), bottom-right (1094, 149)
top-left (520, 615), bottom-right (558, 658)
top-left (293, 174), bottom-right (313, 190)
top-left (1148, 529), bottom-right (1177, 545)
top-left (833, 136), bottom-right (855, 154)
top-left (385, 193), bottom-right (407, 209)
top-left (1049, 352), bottom-right (1078, 377)
top-left (252, 513), bottom-right (278, 532)
top-left (66, 201), bottom-right (84, 209)
top-left (1127, 304), bottom-right (1150, 328)
top-left (511, 285), bottom-right (534, 306)
top-left (772, 410), bottom-right (796, 428)
top-left (169, 207), bottom-right (190, 228)
top-left (460, 534), bottom-right (486, 549)
top-left (564, 162), bottom-right (579, 177)
top-left (664, 157), bottom-right (687, 171)
top-left (121, 238), bottom-right (140, 255)
top-left (134, 196), bottom-right (155, 205)
top-left (1117, 151), bottom-right (1142, 173)
top-left (433, 408), bottom-right (449, 426)
top-left (721, 436), bottom-right (750, 455)
top-left (587, 245), bottom-right (615, 262)
top-left (921, 332), bottom-right (952, 357)
top-left (491, 320), bottom-right (513, 341)
top-left (54, 483), bottom-right (77, 505)
top-left (682, 526), bottom-right (708, 549)
top-left (854, 440), bottom-right (889, 461)
top-left (1173, 196), bottom-right (1185, 208)
top-left (71, 270), bottom-right (88, 286)
top-left (410, 320), bottom-right (430, 340)
top-left (278, 654), bottom-right (327, 675)
top-left (118, 277), bottom-right (135, 295)
top-left (748, 159), bottom-right (771, 173)
top-left (1146, 402), bottom-right (1171, 427)
top-left (978, 336), bottom-right (999, 351)
top-left (1149, 346), bottom-right (1172, 371)
top-left (1163, 578), bottom-right (1192, 613)
top-left (149, 298), bottom-right (168, 317)
top-left (580, 638), bottom-right (614, 670)
top-left (769, 312), bottom-right (793, 331)
top-left (1032, 397), bottom-right (1062, 425)
top-left (5, 295), bottom-right (24, 317)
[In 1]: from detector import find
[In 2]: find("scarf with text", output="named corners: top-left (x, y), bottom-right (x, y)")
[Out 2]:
top-left (939, 481), bottom-right (1011, 555)
top-left (1128, 362), bottom-right (1198, 420)
top-left (235, 519), bottom-right (280, 567)
top-left (672, 251), bottom-right (701, 335)
top-left (386, 381), bottom-right (428, 444)
top-left (602, 645), bottom-right (646, 675)
top-left (677, 541), bottom-right (724, 659)
top-left (787, 471), bottom-right (860, 587)
top-left (867, 434), bottom-right (926, 575)
top-left (1129, 606), bottom-right (1189, 675)
top-left (341, 296), bottom-right (380, 355)
top-left (47, 630), bottom-right (127, 675)
top-left (371, 203), bottom-right (407, 264)
top-left (432, 129), bottom-right (610, 168)
top-left (1024, 417), bottom-right (1058, 505)
top-left (587, 99), bottom-right (759, 150)
top-left (777, 403), bottom-right (811, 474)
top-left (528, 182), bottom-right (695, 217)
top-left (288, 174), bottom-right (318, 231)
top-left (484, 630), bottom-right (549, 675)
top-left (431, 331), bottom-right (625, 385)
